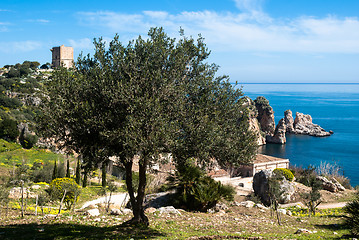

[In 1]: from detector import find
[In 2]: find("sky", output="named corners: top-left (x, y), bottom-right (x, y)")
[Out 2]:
top-left (1, 0), bottom-right (359, 83)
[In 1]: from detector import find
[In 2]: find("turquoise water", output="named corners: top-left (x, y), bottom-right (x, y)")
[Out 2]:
top-left (240, 83), bottom-right (359, 187)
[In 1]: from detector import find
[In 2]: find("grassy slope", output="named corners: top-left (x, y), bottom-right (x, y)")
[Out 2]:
top-left (0, 139), bottom-right (66, 167)
top-left (0, 205), bottom-right (352, 239)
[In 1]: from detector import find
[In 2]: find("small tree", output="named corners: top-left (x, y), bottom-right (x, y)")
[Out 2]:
top-left (98, 181), bottom-right (117, 212)
top-left (0, 187), bottom-right (10, 218)
top-left (48, 177), bottom-right (81, 215)
top-left (268, 175), bottom-right (284, 225)
top-left (37, 192), bottom-right (50, 215)
top-left (300, 176), bottom-right (322, 216)
top-left (10, 163), bottom-right (30, 218)
top-left (344, 191), bottom-right (359, 236)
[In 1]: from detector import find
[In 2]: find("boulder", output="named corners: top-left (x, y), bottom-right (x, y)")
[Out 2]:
top-left (145, 207), bottom-right (157, 214)
top-left (266, 118), bottom-right (286, 144)
top-left (316, 176), bottom-right (345, 192)
top-left (253, 170), bottom-right (272, 206)
top-left (240, 201), bottom-right (255, 208)
top-left (295, 229), bottom-right (313, 234)
top-left (86, 208), bottom-right (100, 217)
top-left (294, 112), bottom-right (330, 137)
top-left (110, 208), bottom-right (121, 215)
top-left (158, 206), bottom-right (181, 215)
top-left (144, 192), bottom-right (173, 209)
top-left (255, 203), bottom-right (268, 210)
top-left (279, 178), bottom-right (295, 203)
top-left (121, 208), bottom-right (132, 215)
top-left (277, 209), bottom-right (286, 215)
top-left (330, 177), bottom-right (345, 191)
top-left (253, 170), bottom-right (295, 206)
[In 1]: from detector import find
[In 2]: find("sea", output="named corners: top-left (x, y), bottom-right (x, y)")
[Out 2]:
top-left (239, 83), bottom-right (359, 187)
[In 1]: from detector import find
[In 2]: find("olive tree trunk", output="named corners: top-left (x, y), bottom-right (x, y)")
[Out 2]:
top-left (125, 157), bottom-right (149, 225)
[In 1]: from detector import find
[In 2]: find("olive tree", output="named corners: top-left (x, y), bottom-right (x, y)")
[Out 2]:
top-left (38, 27), bottom-right (256, 225)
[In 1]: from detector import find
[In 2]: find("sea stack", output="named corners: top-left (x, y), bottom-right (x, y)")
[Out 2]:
top-left (254, 96), bottom-right (275, 135)
top-left (290, 111), bottom-right (331, 137)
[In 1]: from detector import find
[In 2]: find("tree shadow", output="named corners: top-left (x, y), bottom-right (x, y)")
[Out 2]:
top-left (0, 221), bottom-right (165, 240)
top-left (314, 222), bottom-right (356, 239)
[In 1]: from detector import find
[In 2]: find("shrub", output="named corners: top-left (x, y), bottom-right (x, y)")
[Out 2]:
top-left (167, 159), bottom-right (235, 212)
top-left (0, 118), bottom-right (19, 142)
top-left (48, 177), bottom-right (81, 210)
top-left (273, 168), bottom-right (294, 181)
top-left (19, 128), bottom-right (38, 149)
top-left (344, 191), bottom-right (359, 236)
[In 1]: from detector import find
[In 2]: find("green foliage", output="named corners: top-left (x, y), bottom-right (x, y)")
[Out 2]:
top-left (0, 118), bottom-right (19, 142)
top-left (29, 161), bottom-right (54, 183)
top-left (291, 165), bottom-right (317, 186)
top-left (48, 177), bottom-right (81, 209)
top-left (300, 175), bottom-right (322, 216)
top-left (19, 128), bottom-right (38, 149)
top-left (0, 95), bottom-right (22, 109)
top-left (273, 168), bottom-right (294, 181)
top-left (168, 159), bottom-right (235, 212)
top-left (0, 139), bottom-right (21, 152)
top-left (344, 191), bottom-right (359, 236)
top-left (37, 27), bottom-right (256, 224)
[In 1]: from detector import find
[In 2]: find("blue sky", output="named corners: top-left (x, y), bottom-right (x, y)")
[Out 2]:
top-left (1, 0), bottom-right (359, 83)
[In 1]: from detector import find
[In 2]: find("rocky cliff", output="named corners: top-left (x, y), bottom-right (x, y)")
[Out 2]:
top-left (241, 97), bottom-right (266, 145)
top-left (266, 118), bottom-right (286, 144)
top-left (254, 96), bottom-right (275, 136)
top-left (292, 112), bottom-right (331, 137)
top-left (242, 96), bottom-right (332, 145)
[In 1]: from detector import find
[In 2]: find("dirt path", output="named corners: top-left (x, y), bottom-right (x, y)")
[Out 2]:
top-left (81, 193), bottom-right (128, 209)
top-left (280, 201), bottom-right (348, 209)
top-left (317, 202), bottom-right (348, 209)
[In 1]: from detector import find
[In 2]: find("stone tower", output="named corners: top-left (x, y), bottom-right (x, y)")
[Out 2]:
top-left (50, 45), bottom-right (74, 68)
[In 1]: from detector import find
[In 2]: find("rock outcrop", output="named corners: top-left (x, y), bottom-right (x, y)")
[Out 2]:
top-left (253, 170), bottom-right (295, 206)
top-left (266, 118), bottom-right (286, 144)
top-left (241, 96), bottom-right (266, 145)
top-left (254, 97), bottom-right (275, 135)
top-left (316, 176), bottom-right (345, 192)
top-left (284, 110), bottom-right (295, 133)
top-left (293, 112), bottom-right (331, 137)
top-left (253, 170), bottom-right (272, 206)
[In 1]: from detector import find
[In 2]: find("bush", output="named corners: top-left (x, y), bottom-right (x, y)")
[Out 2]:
top-left (290, 165), bottom-right (317, 186)
top-left (167, 159), bottom-right (235, 212)
top-left (344, 191), bottom-right (359, 236)
top-left (273, 168), bottom-right (294, 181)
top-left (19, 128), bottom-right (38, 149)
top-left (0, 118), bottom-right (19, 142)
top-left (48, 178), bottom-right (81, 209)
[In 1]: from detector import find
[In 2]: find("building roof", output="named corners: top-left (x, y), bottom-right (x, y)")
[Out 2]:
top-left (253, 154), bottom-right (289, 164)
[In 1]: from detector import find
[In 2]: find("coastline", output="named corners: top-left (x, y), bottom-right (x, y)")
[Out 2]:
top-left (239, 83), bottom-right (359, 187)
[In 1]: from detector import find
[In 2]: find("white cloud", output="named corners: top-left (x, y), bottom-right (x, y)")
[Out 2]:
top-left (0, 41), bottom-right (42, 53)
top-left (76, 9), bottom-right (359, 54)
top-left (68, 38), bottom-right (93, 50)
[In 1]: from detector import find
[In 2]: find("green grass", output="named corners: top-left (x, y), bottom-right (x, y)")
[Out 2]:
top-left (0, 205), bottom-right (354, 240)
top-left (0, 139), bottom-right (73, 170)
